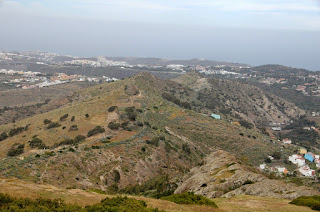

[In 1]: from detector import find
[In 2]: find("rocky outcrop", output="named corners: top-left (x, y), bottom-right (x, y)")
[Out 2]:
top-left (176, 150), bottom-right (318, 199)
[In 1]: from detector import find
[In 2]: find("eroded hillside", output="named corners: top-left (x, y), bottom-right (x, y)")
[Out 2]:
top-left (173, 72), bottom-right (305, 127)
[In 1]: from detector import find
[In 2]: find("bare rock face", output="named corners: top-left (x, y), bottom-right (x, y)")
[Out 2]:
top-left (175, 150), bottom-right (318, 199)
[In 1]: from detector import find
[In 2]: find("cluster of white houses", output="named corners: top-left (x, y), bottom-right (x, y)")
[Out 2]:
top-left (260, 148), bottom-right (320, 177)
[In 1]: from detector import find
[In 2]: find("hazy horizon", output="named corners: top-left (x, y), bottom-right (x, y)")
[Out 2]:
top-left (0, 0), bottom-right (320, 71)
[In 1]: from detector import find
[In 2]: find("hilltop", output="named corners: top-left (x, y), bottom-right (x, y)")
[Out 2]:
top-left (0, 73), bottom-right (278, 190)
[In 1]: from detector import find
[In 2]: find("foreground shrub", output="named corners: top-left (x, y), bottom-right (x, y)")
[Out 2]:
top-left (86, 196), bottom-right (162, 212)
top-left (161, 192), bottom-right (217, 208)
top-left (0, 193), bottom-right (83, 211)
top-left (87, 126), bottom-right (105, 137)
top-left (290, 196), bottom-right (320, 210)
top-left (0, 193), bottom-right (162, 212)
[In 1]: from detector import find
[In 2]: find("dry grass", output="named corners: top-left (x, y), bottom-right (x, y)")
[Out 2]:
top-left (0, 178), bottom-right (313, 212)
top-left (214, 195), bottom-right (313, 212)
top-left (0, 178), bottom-right (219, 212)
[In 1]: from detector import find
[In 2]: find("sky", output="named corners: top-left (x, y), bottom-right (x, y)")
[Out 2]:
top-left (0, 0), bottom-right (320, 70)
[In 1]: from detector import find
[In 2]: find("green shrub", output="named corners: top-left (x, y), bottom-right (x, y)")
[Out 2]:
top-left (59, 139), bottom-right (76, 146)
top-left (182, 144), bottom-right (191, 155)
top-left (121, 121), bottom-right (130, 130)
top-left (86, 196), bottom-right (162, 212)
top-left (9, 127), bottom-right (25, 137)
top-left (108, 122), bottom-right (120, 130)
top-left (85, 114), bottom-right (90, 118)
top-left (47, 122), bottom-right (61, 129)
top-left (290, 196), bottom-right (320, 211)
top-left (161, 192), bottom-right (217, 208)
top-left (239, 120), bottom-right (253, 129)
top-left (7, 144), bottom-right (25, 157)
top-left (108, 106), bottom-right (118, 112)
top-left (114, 170), bottom-right (121, 183)
top-left (87, 126), bottom-right (105, 137)
top-left (29, 137), bottom-right (45, 149)
top-left (0, 193), bottom-right (83, 211)
top-left (0, 132), bottom-right (8, 141)
top-left (71, 116), bottom-right (75, 122)
top-left (43, 119), bottom-right (52, 125)
top-left (60, 114), bottom-right (69, 121)
top-left (68, 125), bottom-right (78, 131)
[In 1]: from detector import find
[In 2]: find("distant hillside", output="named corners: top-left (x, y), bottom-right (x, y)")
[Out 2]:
top-left (173, 72), bottom-right (305, 127)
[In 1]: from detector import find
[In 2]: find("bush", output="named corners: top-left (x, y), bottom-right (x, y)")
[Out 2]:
top-left (114, 170), bottom-right (121, 183)
top-left (239, 120), bottom-right (254, 129)
top-left (121, 121), bottom-right (129, 130)
top-left (43, 119), bottom-right (52, 125)
top-left (0, 132), bottom-right (8, 142)
top-left (68, 125), bottom-right (78, 131)
top-left (85, 114), bottom-right (90, 118)
top-left (272, 151), bottom-right (281, 160)
top-left (182, 144), bottom-right (191, 155)
top-left (59, 139), bottom-right (76, 146)
top-left (60, 114), bottom-right (69, 121)
top-left (161, 192), bottom-right (217, 208)
top-left (108, 122), bottom-right (120, 130)
top-left (9, 127), bottom-right (26, 137)
top-left (47, 122), bottom-right (61, 129)
top-left (86, 196), bottom-right (161, 212)
top-left (264, 158), bottom-right (272, 163)
top-left (29, 137), bottom-right (45, 149)
top-left (0, 193), bottom-right (83, 211)
top-left (108, 106), bottom-right (118, 112)
top-left (7, 144), bottom-right (25, 157)
top-left (87, 126), bottom-right (105, 137)
top-left (290, 196), bottom-right (320, 211)
top-left (125, 107), bottom-right (138, 121)
top-left (71, 116), bottom-right (75, 122)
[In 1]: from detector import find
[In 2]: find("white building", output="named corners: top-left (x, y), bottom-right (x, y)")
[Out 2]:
top-left (299, 165), bottom-right (315, 177)
top-left (260, 163), bottom-right (266, 170)
top-left (289, 154), bottom-right (306, 167)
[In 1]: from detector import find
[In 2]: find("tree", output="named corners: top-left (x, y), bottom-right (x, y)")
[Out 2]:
top-left (272, 151), bottom-right (281, 160)
top-left (114, 170), bottom-right (121, 183)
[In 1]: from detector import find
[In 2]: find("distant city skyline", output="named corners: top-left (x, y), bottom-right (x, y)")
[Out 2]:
top-left (0, 0), bottom-right (319, 70)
